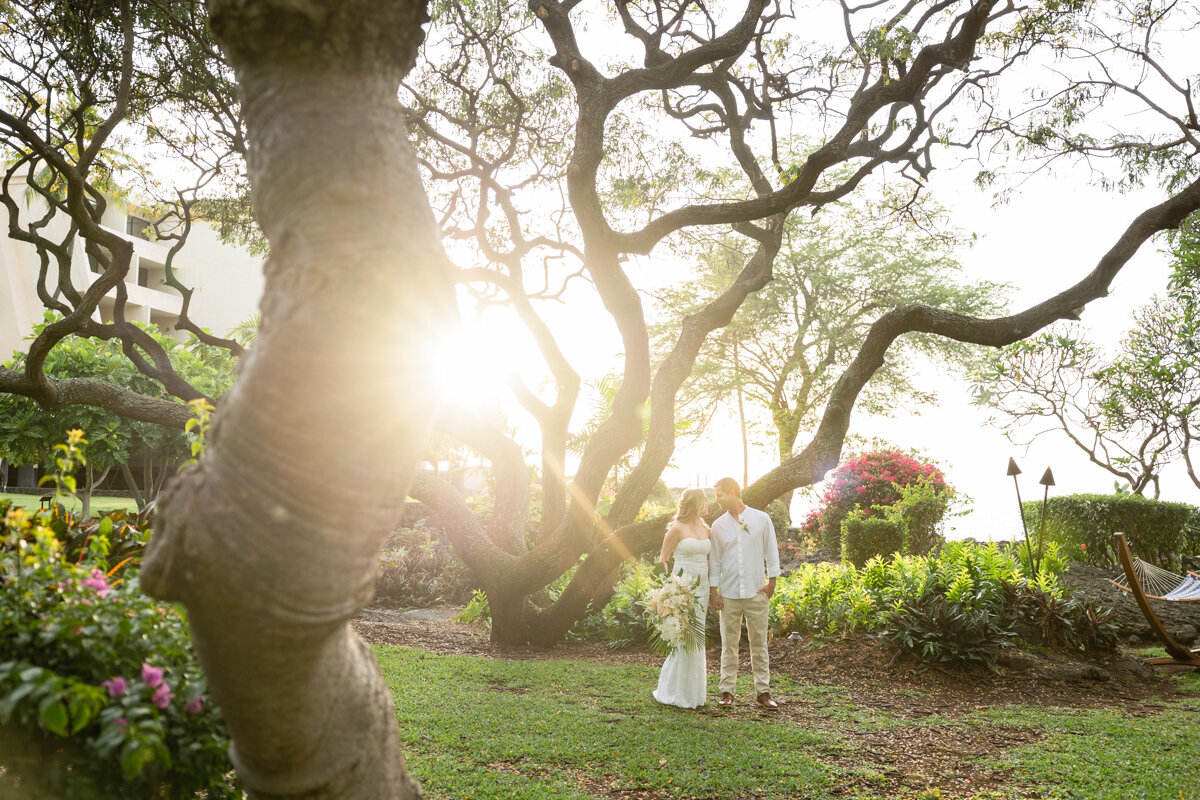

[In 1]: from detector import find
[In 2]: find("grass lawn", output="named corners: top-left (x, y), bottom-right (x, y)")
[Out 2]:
top-left (1, 491), bottom-right (139, 516)
top-left (377, 645), bottom-right (1200, 800)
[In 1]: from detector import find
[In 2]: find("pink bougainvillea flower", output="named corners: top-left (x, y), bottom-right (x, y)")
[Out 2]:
top-left (101, 677), bottom-right (127, 698)
top-left (152, 683), bottom-right (173, 709)
top-left (141, 663), bottom-right (164, 688)
top-left (81, 568), bottom-right (111, 598)
top-left (184, 696), bottom-right (204, 715)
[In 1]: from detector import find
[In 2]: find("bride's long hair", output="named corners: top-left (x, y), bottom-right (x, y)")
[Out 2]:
top-left (671, 488), bottom-right (708, 527)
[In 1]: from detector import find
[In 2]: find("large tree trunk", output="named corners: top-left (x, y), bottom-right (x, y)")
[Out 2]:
top-left (142, 1), bottom-right (449, 797)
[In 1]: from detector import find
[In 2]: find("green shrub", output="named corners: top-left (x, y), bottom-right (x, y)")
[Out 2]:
top-left (771, 562), bottom-right (877, 637)
top-left (841, 515), bottom-right (905, 568)
top-left (374, 526), bottom-right (476, 607)
top-left (765, 499), bottom-right (791, 536)
top-left (568, 559), bottom-right (661, 648)
top-left (1023, 493), bottom-right (1194, 568)
top-left (0, 505), bottom-right (237, 798)
top-left (1183, 512), bottom-right (1200, 556)
top-left (875, 582), bottom-right (1018, 672)
top-left (769, 540), bottom-right (1103, 669)
top-left (891, 479), bottom-right (951, 556)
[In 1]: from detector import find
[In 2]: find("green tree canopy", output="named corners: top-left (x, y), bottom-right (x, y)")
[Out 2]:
top-left (0, 314), bottom-right (240, 511)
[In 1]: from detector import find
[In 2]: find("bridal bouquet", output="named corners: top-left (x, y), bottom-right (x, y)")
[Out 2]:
top-left (642, 573), bottom-right (706, 655)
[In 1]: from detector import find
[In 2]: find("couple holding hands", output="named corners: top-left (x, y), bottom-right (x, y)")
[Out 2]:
top-left (653, 478), bottom-right (781, 710)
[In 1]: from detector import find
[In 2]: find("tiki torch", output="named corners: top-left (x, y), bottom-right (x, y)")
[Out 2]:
top-left (1036, 467), bottom-right (1055, 574)
top-left (1007, 458), bottom-right (1035, 574)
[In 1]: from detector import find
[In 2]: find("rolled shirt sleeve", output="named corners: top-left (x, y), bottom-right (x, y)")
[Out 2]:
top-left (762, 509), bottom-right (781, 579)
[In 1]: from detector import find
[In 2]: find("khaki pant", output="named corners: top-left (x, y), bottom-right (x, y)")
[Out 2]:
top-left (718, 593), bottom-right (770, 696)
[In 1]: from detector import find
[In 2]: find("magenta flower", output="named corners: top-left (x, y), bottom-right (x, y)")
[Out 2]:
top-left (184, 696), bottom-right (204, 715)
top-left (81, 568), bottom-right (111, 598)
top-left (152, 683), bottom-right (173, 709)
top-left (101, 677), bottom-right (127, 698)
top-left (113, 717), bottom-right (128, 729)
top-left (141, 663), bottom-right (164, 688)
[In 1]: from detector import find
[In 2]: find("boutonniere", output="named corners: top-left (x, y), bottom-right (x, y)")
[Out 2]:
top-left (738, 518), bottom-right (750, 534)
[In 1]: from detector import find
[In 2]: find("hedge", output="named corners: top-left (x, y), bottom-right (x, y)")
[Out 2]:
top-left (1021, 493), bottom-right (1196, 568)
top-left (841, 515), bottom-right (905, 569)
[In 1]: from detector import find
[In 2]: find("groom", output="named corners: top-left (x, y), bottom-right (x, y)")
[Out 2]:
top-left (708, 477), bottom-right (781, 710)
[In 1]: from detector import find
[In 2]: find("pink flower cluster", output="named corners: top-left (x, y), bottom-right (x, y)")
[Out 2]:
top-left (802, 450), bottom-right (949, 541)
top-left (142, 663), bottom-right (173, 708)
top-left (81, 568), bottom-right (111, 598)
top-left (99, 663), bottom-right (205, 714)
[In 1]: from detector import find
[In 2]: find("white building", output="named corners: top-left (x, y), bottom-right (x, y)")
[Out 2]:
top-left (0, 180), bottom-right (264, 491)
top-left (0, 178), bottom-right (264, 362)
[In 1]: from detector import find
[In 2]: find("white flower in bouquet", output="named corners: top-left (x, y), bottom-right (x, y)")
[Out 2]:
top-left (659, 615), bottom-right (683, 647)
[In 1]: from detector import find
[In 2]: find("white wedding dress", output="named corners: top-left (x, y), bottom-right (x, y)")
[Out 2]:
top-left (652, 537), bottom-right (711, 709)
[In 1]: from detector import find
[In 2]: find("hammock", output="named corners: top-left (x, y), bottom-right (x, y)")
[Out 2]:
top-left (1112, 533), bottom-right (1200, 669)
top-left (1109, 558), bottom-right (1200, 602)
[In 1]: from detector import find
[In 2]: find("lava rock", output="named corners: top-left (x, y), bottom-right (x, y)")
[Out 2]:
top-left (1109, 658), bottom-right (1153, 680)
top-left (1050, 663), bottom-right (1112, 682)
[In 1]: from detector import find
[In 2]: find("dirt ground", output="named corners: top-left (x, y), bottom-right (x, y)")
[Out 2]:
top-left (353, 590), bottom-right (1198, 800)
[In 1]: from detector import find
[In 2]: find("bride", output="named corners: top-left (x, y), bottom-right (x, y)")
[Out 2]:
top-left (652, 488), bottom-right (711, 709)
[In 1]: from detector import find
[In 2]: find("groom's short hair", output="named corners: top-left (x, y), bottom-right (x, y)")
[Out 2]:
top-left (714, 477), bottom-right (741, 495)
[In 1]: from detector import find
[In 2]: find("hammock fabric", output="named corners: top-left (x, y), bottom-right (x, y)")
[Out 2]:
top-left (1112, 533), bottom-right (1200, 669)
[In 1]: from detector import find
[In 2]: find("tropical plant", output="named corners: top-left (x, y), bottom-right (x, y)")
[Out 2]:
top-left (875, 581), bottom-right (1019, 672)
top-left (769, 540), bottom-right (1102, 671)
top-left (567, 558), bottom-right (661, 649)
top-left (374, 527), bottom-right (476, 608)
top-left (0, 436), bottom-right (235, 798)
top-left (1022, 493), bottom-right (1194, 568)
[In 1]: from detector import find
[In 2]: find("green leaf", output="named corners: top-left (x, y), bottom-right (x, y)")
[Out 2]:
top-left (120, 738), bottom-right (156, 778)
top-left (39, 698), bottom-right (69, 736)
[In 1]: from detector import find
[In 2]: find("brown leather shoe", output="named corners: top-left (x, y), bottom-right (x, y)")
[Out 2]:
top-left (755, 692), bottom-right (779, 710)
top-left (718, 692), bottom-right (734, 707)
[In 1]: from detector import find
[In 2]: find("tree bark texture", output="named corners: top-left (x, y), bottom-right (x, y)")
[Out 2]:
top-left (142, 2), bottom-right (447, 797)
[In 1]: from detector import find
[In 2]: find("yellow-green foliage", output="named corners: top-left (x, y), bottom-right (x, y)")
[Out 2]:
top-left (770, 541), bottom-right (1067, 640)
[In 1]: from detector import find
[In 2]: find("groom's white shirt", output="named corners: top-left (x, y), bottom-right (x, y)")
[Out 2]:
top-left (708, 506), bottom-right (781, 600)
